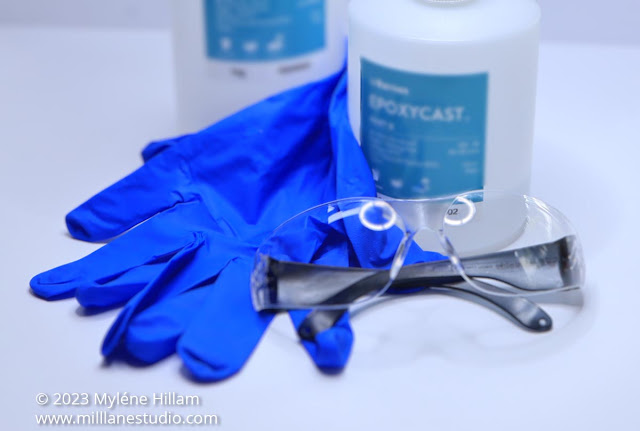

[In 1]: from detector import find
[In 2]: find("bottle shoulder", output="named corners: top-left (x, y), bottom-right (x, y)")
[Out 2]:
top-left (349, 0), bottom-right (541, 43)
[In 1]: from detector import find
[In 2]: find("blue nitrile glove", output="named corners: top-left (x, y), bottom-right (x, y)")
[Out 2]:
top-left (30, 70), bottom-right (378, 381)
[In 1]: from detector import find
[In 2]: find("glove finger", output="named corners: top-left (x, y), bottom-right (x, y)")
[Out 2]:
top-left (102, 233), bottom-right (205, 356)
top-left (102, 233), bottom-right (247, 357)
top-left (289, 310), bottom-right (354, 372)
top-left (66, 150), bottom-right (191, 242)
top-left (177, 258), bottom-right (274, 382)
top-left (138, 265), bottom-right (355, 375)
top-left (76, 264), bottom-right (165, 308)
top-left (142, 135), bottom-right (188, 162)
top-left (125, 286), bottom-right (210, 364)
top-left (124, 233), bottom-right (254, 364)
top-left (30, 202), bottom-right (202, 304)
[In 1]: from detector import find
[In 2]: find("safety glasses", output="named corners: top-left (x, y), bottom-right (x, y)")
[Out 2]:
top-left (251, 190), bottom-right (585, 312)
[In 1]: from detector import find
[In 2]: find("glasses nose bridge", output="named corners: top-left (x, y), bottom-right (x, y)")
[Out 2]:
top-left (389, 199), bottom-right (451, 233)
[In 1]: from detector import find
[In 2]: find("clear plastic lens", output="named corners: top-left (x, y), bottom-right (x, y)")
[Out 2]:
top-left (251, 198), bottom-right (412, 310)
top-left (443, 191), bottom-right (528, 256)
top-left (251, 191), bottom-right (585, 311)
top-left (442, 191), bottom-right (585, 296)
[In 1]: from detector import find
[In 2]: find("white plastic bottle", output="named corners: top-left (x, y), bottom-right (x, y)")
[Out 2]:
top-left (348, 0), bottom-right (541, 198)
top-left (173, 0), bottom-right (349, 133)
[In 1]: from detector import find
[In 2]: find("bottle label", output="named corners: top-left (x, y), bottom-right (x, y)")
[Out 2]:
top-left (203, 0), bottom-right (326, 62)
top-left (361, 59), bottom-right (488, 198)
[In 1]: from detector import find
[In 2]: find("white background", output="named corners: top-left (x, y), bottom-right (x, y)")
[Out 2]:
top-left (0, 0), bottom-right (639, 45)
top-left (1, 1), bottom-right (639, 431)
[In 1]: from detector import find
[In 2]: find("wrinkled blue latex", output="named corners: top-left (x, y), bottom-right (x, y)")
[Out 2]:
top-left (30, 70), bottom-right (378, 381)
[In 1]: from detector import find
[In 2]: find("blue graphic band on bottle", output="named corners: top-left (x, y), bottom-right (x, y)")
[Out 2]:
top-left (360, 58), bottom-right (488, 198)
top-left (204, 0), bottom-right (326, 62)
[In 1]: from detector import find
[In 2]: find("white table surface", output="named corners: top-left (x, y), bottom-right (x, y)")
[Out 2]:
top-left (1, 26), bottom-right (639, 430)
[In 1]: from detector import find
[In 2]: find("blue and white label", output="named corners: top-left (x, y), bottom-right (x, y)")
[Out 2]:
top-left (361, 59), bottom-right (488, 198)
top-left (203, 0), bottom-right (326, 62)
